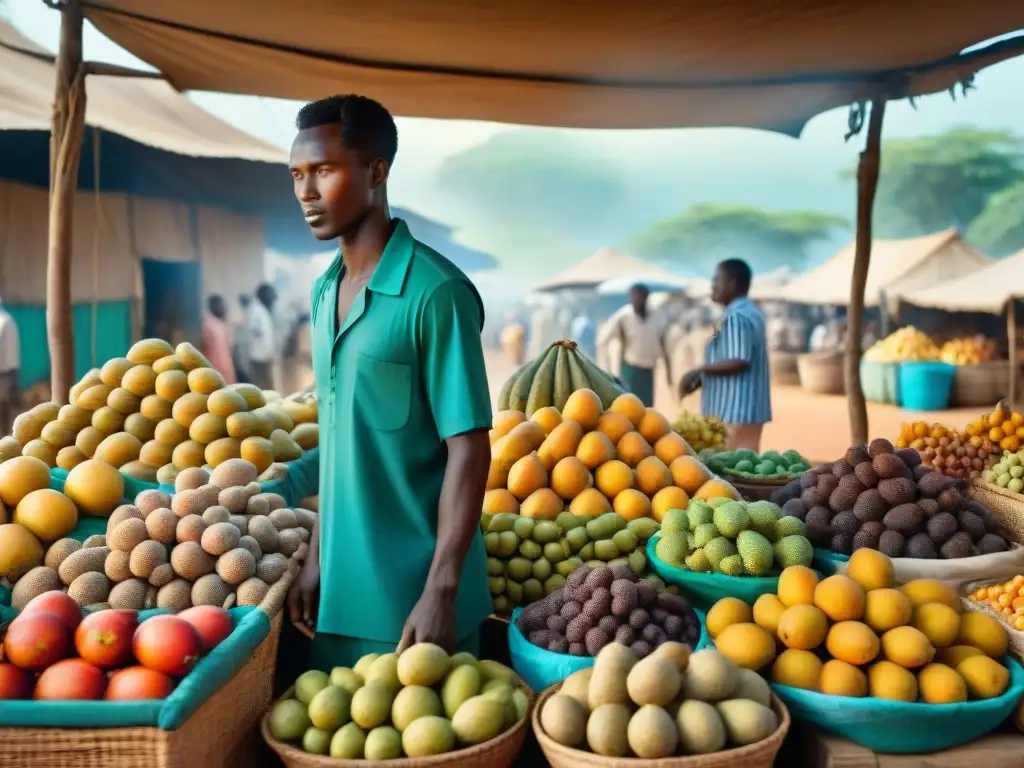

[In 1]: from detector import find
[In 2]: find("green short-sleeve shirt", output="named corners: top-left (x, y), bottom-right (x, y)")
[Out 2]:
top-left (309, 219), bottom-right (493, 643)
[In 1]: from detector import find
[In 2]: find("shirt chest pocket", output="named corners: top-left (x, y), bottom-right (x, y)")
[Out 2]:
top-left (355, 353), bottom-right (412, 432)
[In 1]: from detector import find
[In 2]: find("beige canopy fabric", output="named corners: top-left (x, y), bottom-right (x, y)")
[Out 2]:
top-left (896, 248), bottom-right (1024, 313)
top-left (0, 20), bottom-right (285, 161)
top-left (533, 248), bottom-right (679, 292)
top-left (81, 1), bottom-right (1024, 131)
top-left (769, 228), bottom-right (992, 307)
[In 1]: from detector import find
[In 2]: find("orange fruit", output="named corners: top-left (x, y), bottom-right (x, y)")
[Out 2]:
top-left (637, 409), bottom-right (672, 444)
top-left (669, 455), bottom-right (712, 495)
top-left (612, 489), bottom-right (651, 521)
top-left (654, 433), bottom-right (691, 466)
top-left (550, 457), bottom-right (591, 500)
top-left (595, 411), bottom-right (633, 446)
top-left (608, 393), bottom-right (646, 427)
top-left (530, 407), bottom-right (562, 435)
top-left (617, 432), bottom-right (654, 467)
top-left (594, 460), bottom-right (634, 498)
top-left (562, 389), bottom-right (602, 431)
top-left (569, 488), bottom-right (612, 517)
top-left (576, 431), bottom-right (616, 469)
top-left (651, 486), bottom-right (689, 523)
top-left (635, 456), bottom-right (672, 496)
top-left (492, 410), bottom-right (526, 438)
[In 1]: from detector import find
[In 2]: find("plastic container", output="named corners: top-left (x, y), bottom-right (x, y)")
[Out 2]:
top-left (860, 359), bottom-right (901, 405)
top-left (508, 606), bottom-right (709, 693)
top-left (898, 361), bottom-right (956, 411)
top-left (772, 655), bottom-right (1024, 753)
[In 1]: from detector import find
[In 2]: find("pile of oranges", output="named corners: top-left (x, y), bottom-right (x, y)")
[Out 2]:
top-left (965, 403), bottom-right (1024, 453)
top-left (969, 575), bottom-right (1024, 632)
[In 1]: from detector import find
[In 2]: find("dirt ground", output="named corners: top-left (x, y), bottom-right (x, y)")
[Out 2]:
top-left (483, 349), bottom-right (982, 462)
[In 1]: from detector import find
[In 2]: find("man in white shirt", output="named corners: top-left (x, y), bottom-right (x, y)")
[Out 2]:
top-left (246, 283), bottom-right (277, 391)
top-left (597, 284), bottom-right (671, 406)
top-left (0, 298), bottom-right (20, 436)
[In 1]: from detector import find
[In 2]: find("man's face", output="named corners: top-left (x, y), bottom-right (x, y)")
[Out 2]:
top-left (711, 266), bottom-right (731, 306)
top-left (289, 124), bottom-right (387, 240)
top-left (629, 288), bottom-right (648, 313)
top-left (209, 297), bottom-right (225, 319)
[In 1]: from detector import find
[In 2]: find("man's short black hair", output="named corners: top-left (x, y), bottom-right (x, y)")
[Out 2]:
top-left (719, 259), bottom-right (752, 295)
top-left (295, 94), bottom-right (398, 165)
top-left (207, 294), bottom-right (224, 313)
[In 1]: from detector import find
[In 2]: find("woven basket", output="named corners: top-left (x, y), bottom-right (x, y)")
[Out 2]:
top-left (262, 685), bottom-right (532, 768)
top-left (730, 477), bottom-right (792, 502)
top-left (532, 685), bottom-right (790, 768)
top-left (797, 353), bottom-right (845, 395)
top-left (0, 552), bottom-right (301, 768)
top-left (968, 479), bottom-right (1024, 545)
top-left (769, 351), bottom-right (800, 387)
top-left (953, 361), bottom-right (1009, 408)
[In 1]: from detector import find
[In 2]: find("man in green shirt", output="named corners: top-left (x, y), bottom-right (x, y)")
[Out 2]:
top-left (286, 95), bottom-right (493, 667)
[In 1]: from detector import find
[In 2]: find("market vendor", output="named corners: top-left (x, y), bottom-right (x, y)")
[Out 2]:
top-left (285, 94), bottom-right (493, 668)
top-left (597, 283), bottom-right (672, 406)
top-left (678, 259), bottom-right (771, 452)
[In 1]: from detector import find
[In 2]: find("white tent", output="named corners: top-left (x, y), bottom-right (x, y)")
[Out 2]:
top-left (896, 248), bottom-right (1024, 313)
top-left (533, 248), bottom-right (680, 292)
top-left (763, 228), bottom-right (991, 307)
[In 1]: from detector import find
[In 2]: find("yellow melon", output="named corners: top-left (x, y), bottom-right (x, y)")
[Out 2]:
top-left (172, 440), bottom-right (207, 469)
top-left (0, 437), bottom-right (21, 462)
top-left (140, 439), bottom-right (174, 468)
top-left (120, 460), bottom-right (158, 483)
top-left (507, 454), bottom-right (548, 501)
top-left (550, 456), bottom-right (591, 500)
top-left (56, 446), bottom-right (87, 471)
top-left (651, 486), bottom-right (689, 523)
top-left (29, 403), bottom-right (60, 424)
top-left (608, 393), bottom-right (646, 427)
top-left (0, 523), bottom-right (44, 580)
top-left (255, 406), bottom-right (294, 434)
top-left (107, 387), bottom-right (142, 416)
top-left (520, 488), bottom-right (564, 520)
top-left (69, 370), bottom-right (101, 405)
top-left (189, 412), bottom-right (228, 444)
top-left (75, 426), bottom-right (105, 458)
top-left (155, 370), bottom-right (189, 402)
top-left (594, 460), bottom-right (634, 499)
top-left (0, 455), bottom-right (52, 507)
top-left (77, 383), bottom-right (114, 411)
top-left (637, 409), bottom-right (672, 444)
top-left (121, 365), bottom-right (158, 398)
top-left (635, 456), bottom-right (672, 496)
top-left (207, 388), bottom-right (248, 417)
top-left (21, 439), bottom-right (57, 467)
top-left (205, 437), bottom-right (242, 467)
top-left (291, 423), bottom-right (319, 450)
top-left (140, 395), bottom-right (173, 422)
top-left (226, 411), bottom-right (265, 439)
top-left (576, 432), bottom-right (616, 470)
top-left (270, 429), bottom-right (303, 461)
top-left (595, 411), bottom-right (633, 446)
top-left (561, 389), bottom-right (602, 431)
top-left (124, 413), bottom-right (156, 442)
top-left (64, 459), bottom-right (125, 517)
top-left (616, 432), bottom-right (654, 468)
top-left (241, 437), bottom-right (275, 473)
top-left (152, 355), bottom-right (184, 374)
top-left (188, 367), bottom-right (225, 395)
top-left (94, 433), bottom-right (143, 467)
top-left (99, 357), bottom-right (134, 387)
top-left (154, 418), bottom-right (189, 446)
top-left (57, 404), bottom-right (92, 431)
top-left (492, 410), bottom-right (527, 438)
top-left (694, 477), bottom-right (741, 502)
top-left (40, 420), bottom-right (76, 449)
top-left (612, 489), bottom-right (651, 521)
top-left (127, 338), bottom-right (175, 365)
top-left (569, 488), bottom-right (612, 517)
top-left (281, 400), bottom-right (318, 425)
top-left (14, 488), bottom-right (78, 542)
top-left (172, 393), bottom-right (209, 427)
top-left (537, 420), bottom-right (585, 471)
top-left (229, 383), bottom-right (266, 410)
top-left (11, 412), bottom-right (45, 445)
top-left (92, 406), bottom-right (126, 435)
top-left (482, 489), bottom-right (520, 516)
top-left (175, 341), bottom-right (212, 371)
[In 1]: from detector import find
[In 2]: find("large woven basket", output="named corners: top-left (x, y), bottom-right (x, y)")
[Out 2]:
top-left (532, 685), bottom-right (790, 768)
top-left (968, 479), bottom-right (1024, 545)
top-left (0, 551), bottom-right (301, 768)
top-left (262, 684), bottom-right (532, 767)
top-left (953, 361), bottom-right (1010, 408)
top-left (797, 352), bottom-right (845, 395)
top-left (769, 351), bottom-right (800, 387)
top-left (729, 476), bottom-right (793, 502)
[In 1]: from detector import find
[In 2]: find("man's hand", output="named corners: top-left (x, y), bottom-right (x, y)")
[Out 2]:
top-left (288, 557), bottom-right (321, 639)
top-left (396, 587), bottom-right (457, 654)
top-left (678, 368), bottom-right (703, 398)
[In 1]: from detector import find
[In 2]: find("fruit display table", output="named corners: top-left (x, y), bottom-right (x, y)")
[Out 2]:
top-left (778, 722), bottom-right (1024, 768)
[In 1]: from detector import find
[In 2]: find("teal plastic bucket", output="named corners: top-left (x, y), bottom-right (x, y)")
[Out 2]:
top-left (772, 655), bottom-right (1024, 753)
top-left (898, 361), bottom-right (956, 411)
top-left (860, 359), bottom-right (901, 405)
top-left (508, 606), bottom-right (708, 693)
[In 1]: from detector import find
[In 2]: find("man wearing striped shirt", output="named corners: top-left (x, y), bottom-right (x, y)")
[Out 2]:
top-left (679, 259), bottom-right (771, 451)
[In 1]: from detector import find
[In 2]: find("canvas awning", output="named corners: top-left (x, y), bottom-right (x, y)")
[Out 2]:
top-left (0, 20), bottom-right (284, 162)
top-left (533, 248), bottom-right (679, 292)
top-left (763, 228), bottom-right (992, 306)
top-left (80, 1), bottom-right (1024, 132)
top-left (895, 248), bottom-right (1024, 313)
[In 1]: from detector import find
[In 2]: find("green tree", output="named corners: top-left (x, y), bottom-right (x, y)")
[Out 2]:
top-left (629, 203), bottom-right (848, 272)
top-left (967, 181), bottom-right (1024, 257)
top-left (851, 128), bottom-right (1024, 238)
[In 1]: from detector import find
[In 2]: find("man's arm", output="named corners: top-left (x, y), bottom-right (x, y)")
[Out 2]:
top-left (398, 280), bottom-right (493, 652)
top-left (701, 315), bottom-right (753, 375)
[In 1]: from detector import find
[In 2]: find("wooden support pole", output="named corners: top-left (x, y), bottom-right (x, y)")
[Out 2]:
top-left (846, 98), bottom-right (887, 445)
top-left (47, 0), bottom-right (87, 404)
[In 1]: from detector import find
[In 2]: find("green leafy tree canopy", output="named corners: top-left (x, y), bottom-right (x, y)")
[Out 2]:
top-left (848, 127), bottom-right (1024, 239)
top-left (630, 203), bottom-right (849, 273)
top-left (967, 181), bottom-right (1024, 257)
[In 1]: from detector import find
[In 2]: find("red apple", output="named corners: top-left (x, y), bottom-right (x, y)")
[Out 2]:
top-left (34, 658), bottom-right (105, 700)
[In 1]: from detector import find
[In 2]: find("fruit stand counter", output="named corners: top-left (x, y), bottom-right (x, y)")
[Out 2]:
top-left (778, 722), bottom-right (1024, 768)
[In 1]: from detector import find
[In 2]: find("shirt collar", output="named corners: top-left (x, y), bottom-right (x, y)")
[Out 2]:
top-left (725, 296), bottom-right (752, 313)
top-left (325, 218), bottom-right (415, 298)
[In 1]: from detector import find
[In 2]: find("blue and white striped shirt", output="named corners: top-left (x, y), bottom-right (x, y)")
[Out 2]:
top-left (701, 297), bottom-right (772, 425)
